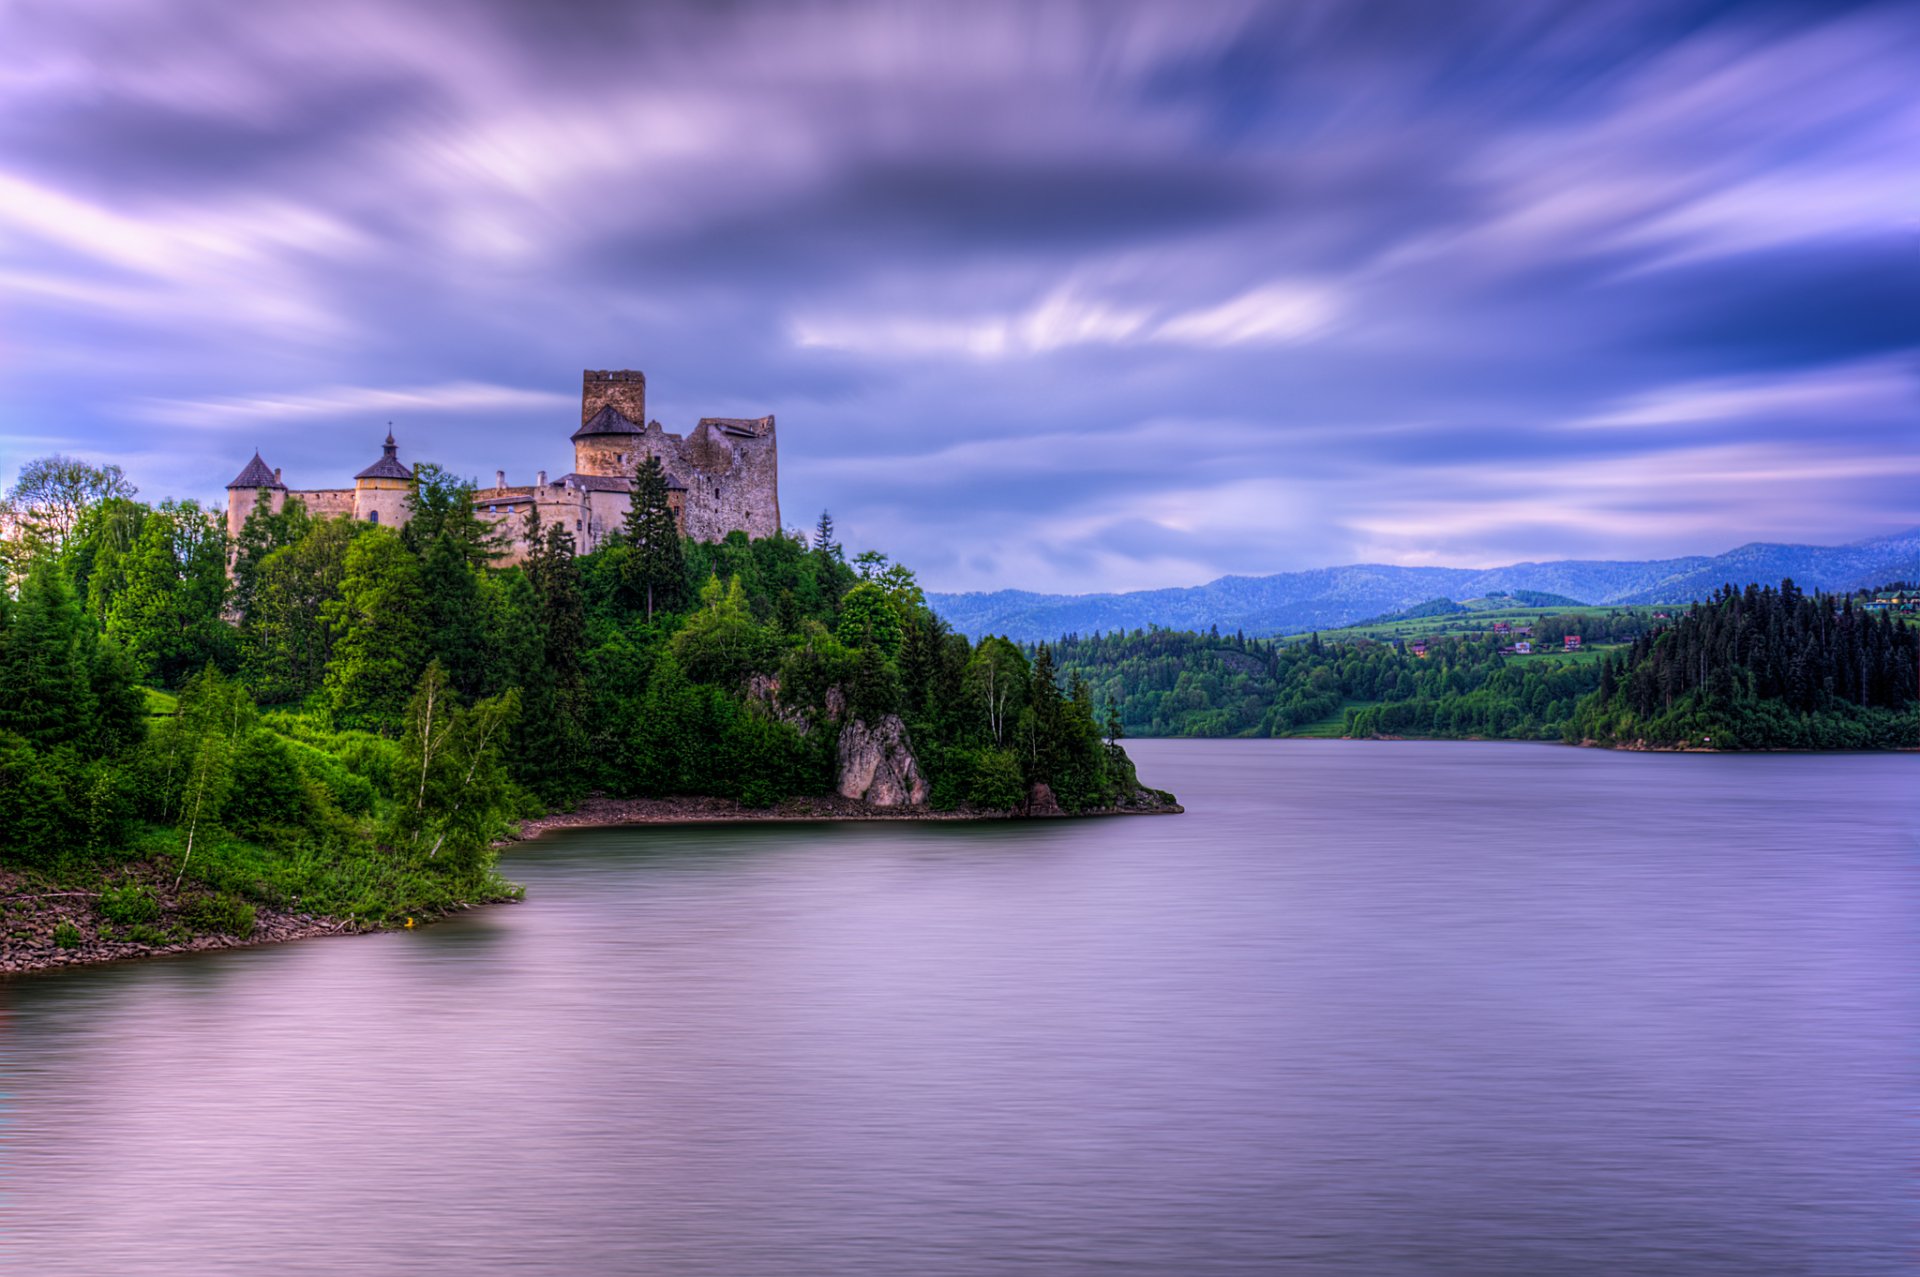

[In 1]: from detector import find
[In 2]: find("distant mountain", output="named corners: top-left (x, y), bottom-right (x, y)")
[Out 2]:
top-left (929, 530), bottom-right (1920, 642)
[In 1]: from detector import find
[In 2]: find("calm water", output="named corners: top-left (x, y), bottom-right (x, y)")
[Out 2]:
top-left (1, 741), bottom-right (1912, 1275)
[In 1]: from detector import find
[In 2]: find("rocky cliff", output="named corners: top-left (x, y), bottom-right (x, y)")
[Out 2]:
top-left (836, 716), bottom-right (929, 807)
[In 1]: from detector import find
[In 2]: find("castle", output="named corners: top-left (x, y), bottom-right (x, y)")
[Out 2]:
top-left (226, 370), bottom-right (780, 562)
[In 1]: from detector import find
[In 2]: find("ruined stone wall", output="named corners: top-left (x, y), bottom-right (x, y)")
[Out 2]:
top-left (627, 415), bottom-right (780, 542)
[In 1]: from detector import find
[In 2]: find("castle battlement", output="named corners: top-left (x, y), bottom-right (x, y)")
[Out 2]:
top-left (226, 369), bottom-right (780, 563)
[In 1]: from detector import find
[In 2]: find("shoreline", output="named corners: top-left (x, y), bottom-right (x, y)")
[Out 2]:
top-left (502, 791), bottom-right (1184, 844)
top-left (2, 792), bottom-right (1181, 979)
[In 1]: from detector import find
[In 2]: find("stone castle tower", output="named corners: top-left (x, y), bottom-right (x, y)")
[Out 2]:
top-left (226, 368), bottom-right (780, 563)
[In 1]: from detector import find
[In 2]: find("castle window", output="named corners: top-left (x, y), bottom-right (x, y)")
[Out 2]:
top-left (368, 510), bottom-right (379, 524)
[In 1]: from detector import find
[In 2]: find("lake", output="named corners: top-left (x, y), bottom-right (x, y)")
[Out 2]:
top-left (1, 741), bottom-right (1911, 1275)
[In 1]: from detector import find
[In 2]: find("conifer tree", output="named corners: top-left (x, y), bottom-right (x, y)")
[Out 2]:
top-left (0, 559), bottom-right (94, 749)
top-left (620, 454), bottom-right (683, 619)
top-left (812, 509), bottom-right (840, 558)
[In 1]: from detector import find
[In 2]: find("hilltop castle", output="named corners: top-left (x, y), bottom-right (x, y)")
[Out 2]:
top-left (225, 370), bottom-right (780, 561)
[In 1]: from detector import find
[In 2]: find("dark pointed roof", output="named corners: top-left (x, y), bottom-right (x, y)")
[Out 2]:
top-left (354, 430), bottom-right (413, 481)
top-left (226, 451), bottom-right (284, 490)
top-left (571, 405), bottom-right (645, 441)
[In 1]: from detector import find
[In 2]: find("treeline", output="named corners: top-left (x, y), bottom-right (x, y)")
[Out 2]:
top-left (1049, 586), bottom-right (1917, 751)
top-left (1571, 581), bottom-right (1919, 749)
top-left (1048, 622), bottom-right (1613, 741)
top-left (1, 455), bottom-right (1146, 925)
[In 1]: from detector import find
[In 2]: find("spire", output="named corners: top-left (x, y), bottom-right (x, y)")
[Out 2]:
top-left (354, 427), bottom-right (413, 481)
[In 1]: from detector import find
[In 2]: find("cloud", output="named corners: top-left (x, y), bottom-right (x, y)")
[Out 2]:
top-left (136, 382), bottom-right (574, 429)
top-left (1, 0), bottom-right (1916, 591)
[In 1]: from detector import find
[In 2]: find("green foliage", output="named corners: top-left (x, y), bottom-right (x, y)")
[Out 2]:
top-left (1570, 581), bottom-right (1919, 749)
top-left (102, 499), bottom-right (231, 685)
top-left (52, 918), bottom-right (82, 949)
top-left (620, 454), bottom-right (685, 618)
top-left (324, 528), bottom-right (428, 731)
top-left (99, 881), bottom-right (160, 926)
top-left (241, 517), bottom-right (360, 704)
top-left (672, 576), bottom-right (777, 687)
top-left (183, 891), bottom-right (256, 938)
top-left (3, 454), bottom-right (137, 555)
top-left (836, 580), bottom-right (904, 657)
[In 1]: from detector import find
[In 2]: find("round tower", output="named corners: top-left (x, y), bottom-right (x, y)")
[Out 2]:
top-left (352, 430), bottom-right (413, 527)
top-left (225, 450), bottom-right (286, 540)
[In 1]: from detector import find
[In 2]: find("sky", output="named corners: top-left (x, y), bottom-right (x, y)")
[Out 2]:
top-left (1, 0), bottom-right (1916, 594)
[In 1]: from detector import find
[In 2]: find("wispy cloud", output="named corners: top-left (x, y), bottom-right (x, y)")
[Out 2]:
top-left (136, 382), bottom-right (574, 429)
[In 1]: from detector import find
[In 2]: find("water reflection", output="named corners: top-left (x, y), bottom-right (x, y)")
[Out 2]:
top-left (1, 742), bottom-right (1911, 1275)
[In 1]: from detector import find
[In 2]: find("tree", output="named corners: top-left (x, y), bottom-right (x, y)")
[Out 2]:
top-left (0, 559), bottom-right (94, 749)
top-left (324, 528), bottom-right (428, 732)
top-left (3, 454), bottom-right (136, 554)
top-left (620, 454), bottom-right (684, 619)
top-left (812, 509), bottom-right (839, 557)
top-left (420, 531), bottom-right (487, 698)
top-left (672, 575), bottom-right (775, 687)
top-left (152, 668), bottom-right (255, 888)
top-left (963, 636), bottom-right (1028, 747)
top-left (388, 660), bottom-right (520, 885)
top-left (104, 500), bottom-right (231, 684)
top-left (231, 495), bottom-right (312, 621)
top-left (403, 463), bottom-right (500, 567)
top-left (242, 518), bottom-right (359, 704)
top-left (836, 581), bottom-right (904, 658)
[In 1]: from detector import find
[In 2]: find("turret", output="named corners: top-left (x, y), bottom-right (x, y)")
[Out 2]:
top-left (351, 429), bottom-right (413, 527)
top-left (225, 450), bottom-right (286, 539)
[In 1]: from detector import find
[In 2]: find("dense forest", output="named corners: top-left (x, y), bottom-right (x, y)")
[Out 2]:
top-left (1, 455), bottom-right (1150, 939)
top-left (1051, 609), bottom-right (1652, 740)
top-left (1572, 582), bottom-right (1919, 749)
top-left (1052, 590), bottom-right (1917, 749)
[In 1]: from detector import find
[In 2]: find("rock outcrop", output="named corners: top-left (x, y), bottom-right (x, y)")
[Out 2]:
top-left (836, 716), bottom-right (929, 807)
top-left (1018, 782), bottom-right (1065, 817)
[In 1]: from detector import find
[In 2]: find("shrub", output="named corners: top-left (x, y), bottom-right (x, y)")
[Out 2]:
top-left (183, 892), bottom-right (256, 939)
top-left (98, 881), bottom-right (160, 926)
top-left (52, 919), bottom-right (82, 949)
top-left (966, 748), bottom-right (1027, 810)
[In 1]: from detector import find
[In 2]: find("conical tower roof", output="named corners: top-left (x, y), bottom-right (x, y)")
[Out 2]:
top-left (226, 451), bottom-right (284, 490)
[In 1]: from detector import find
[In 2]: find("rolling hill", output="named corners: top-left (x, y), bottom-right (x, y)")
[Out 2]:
top-left (929, 530), bottom-right (1920, 641)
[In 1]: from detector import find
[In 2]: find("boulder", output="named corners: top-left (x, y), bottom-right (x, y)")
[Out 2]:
top-left (1019, 782), bottom-right (1065, 818)
top-left (836, 716), bottom-right (929, 807)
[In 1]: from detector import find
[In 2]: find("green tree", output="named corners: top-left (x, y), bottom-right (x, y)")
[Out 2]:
top-left (242, 517), bottom-right (360, 704)
top-left (812, 509), bottom-right (839, 558)
top-left (324, 528), bottom-right (429, 732)
top-left (620, 454), bottom-right (685, 619)
top-left (835, 580), bottom-right (904, 658)
top-left (963, 636), bottom-right (1028, 747)
top-left (388, 660), bottom-right (521, 885)
top-left (3, 454), bottom-right (137, 555)
top-left (0, 559), bottom-right (93, 749)
top-left (231, 495), bottom-right (312, 621)
top-left (403, 463), bottom-right (500, 566)
top-left (672, 575), bottom-right (776, 687)
top-left (104, 500), bottom-right (231, 684)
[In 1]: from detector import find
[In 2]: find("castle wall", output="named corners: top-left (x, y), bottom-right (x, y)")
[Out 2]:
top-left (226, 486), bottom-right (284, 541)
top-left (352, 478), bottom-right (411, 528)
top-left (581, 370), bottom-right (646, 428)
top-left (227, 367), bottom-right (779, 573)
top-left (296, 489), bottom-right (357, 519)
top-left (624, 414), bottom-right (780, 543)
